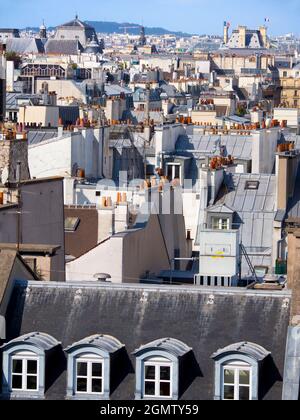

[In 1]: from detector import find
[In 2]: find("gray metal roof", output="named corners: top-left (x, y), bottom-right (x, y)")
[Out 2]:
top-left (176, 134), bottom-right (253, 161)
top-left (28, 130), bottom-right (62, 146)
top-left (207, 204), bottom-right (235, 214)
top-left (105, 85), bottom-right (132, 97)
top-left (196, 173), bottom-right (276, 275)
top-left (211, 341), bottom-right (271, 362)
top-left (133, 338), bottom-right (192, 358)
top-left (6, 38), bottom-right (44, 54)
top-left (1, 332), bottom-right (60, 351)
top-left (287, 165), bottom-right (300, 219)
top-left (64, 334), bottom-right (124, 353)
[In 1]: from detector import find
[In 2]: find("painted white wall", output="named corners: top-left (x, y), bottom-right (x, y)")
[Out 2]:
top-left (251, 128), bottom-right (279, 174)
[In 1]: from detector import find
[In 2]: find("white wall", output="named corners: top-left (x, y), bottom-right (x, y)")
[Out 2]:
top-left (251, 128), bottom-right (279, 174)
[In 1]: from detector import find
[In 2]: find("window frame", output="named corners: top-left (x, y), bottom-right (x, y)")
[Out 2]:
top-left (221, 361), bottom-right (252, 401)
top-left (212, 217), bottom-right (230, 230)
top-left (213, 353), bottom-right (259, 401)
top-left (66, 347), bottom-right (111, 400)
top-left (143, 358), bottom-right (173, 399)
top-left (166, 163), bottom-right (182, 183)
top-left (10, 352), bottom-right (39, 393)
top-left (74, 354), bottom-right (104, 396)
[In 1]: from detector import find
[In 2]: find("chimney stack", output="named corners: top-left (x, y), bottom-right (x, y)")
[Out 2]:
top-left (238, 26), bottom-right (246, 48)
top-left (223, 22), bottom-right (229, 45)
top-left (276, 150), bottom-right (300, 211)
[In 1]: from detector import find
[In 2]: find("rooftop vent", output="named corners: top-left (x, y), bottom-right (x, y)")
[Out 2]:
top-left (93, 273), bottom-right (112, 283)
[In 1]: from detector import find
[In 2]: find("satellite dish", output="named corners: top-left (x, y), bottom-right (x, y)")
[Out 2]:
top-left (1, 166), bottom-right (9, 185)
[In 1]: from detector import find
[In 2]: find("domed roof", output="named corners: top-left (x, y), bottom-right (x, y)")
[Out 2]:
top-left (84, 35), bottom-right (102, 54)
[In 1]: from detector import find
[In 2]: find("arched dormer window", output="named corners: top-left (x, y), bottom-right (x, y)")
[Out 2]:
top-left (64, 335), bottom-right (124, 400)
top-left (0, 332), bottom-right (60, 399)
top-left (133, 338), bottom-right (192, 400)
top-left (211, 342), bottom-right (271, 400)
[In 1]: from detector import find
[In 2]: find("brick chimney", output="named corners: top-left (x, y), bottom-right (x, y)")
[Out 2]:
top-left (276, 150), bottom-right (300, 211)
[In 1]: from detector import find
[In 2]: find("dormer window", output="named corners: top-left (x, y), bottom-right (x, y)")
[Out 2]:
top-left (212, 217), bottom-right (230, 230)
top-left (133, 338), bottom-right (191, 400)
top-left (211, 342), bottom-right (271, 401)
top-left (0, 332), bottom-right (60, 399)
top-left (65, 335), bottom-right (124, 400)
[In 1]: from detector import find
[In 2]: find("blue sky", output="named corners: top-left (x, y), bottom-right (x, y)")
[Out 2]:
top-left (0, 0), bottom-right (298, 36)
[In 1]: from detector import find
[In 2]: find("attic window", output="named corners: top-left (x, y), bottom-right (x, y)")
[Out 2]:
top-left (65, 217), bottom-right (80, 232)
top-left (245, 181), bottom-right (260, 191)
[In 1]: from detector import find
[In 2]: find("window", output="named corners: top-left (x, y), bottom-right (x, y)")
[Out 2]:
top-left (245, 180), bottom-right (260, 190)
top-left (65, 334), bottom-right (124, 400)
top-left (65, 217), bottom-right (80, 232)
top-left (134, 338), bottom-right (191, 400)
top-left (75, 355), bottom-right (103, 395)
top-left (143, 358), bottom-right (172, 398)
top-left (11, 352), bottom-right (39, 392)
top-left (166, 164), bottom-right (181, 182)
top-left (222, 361), bottom-right (251, 400)
top-left (211, 341), bottom-right (270, 401)
top-left (212, 217), bottom-right (230, 230)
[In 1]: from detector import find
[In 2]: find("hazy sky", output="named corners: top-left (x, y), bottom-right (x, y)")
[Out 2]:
top-left (0, 0), bottom-right (298, 36)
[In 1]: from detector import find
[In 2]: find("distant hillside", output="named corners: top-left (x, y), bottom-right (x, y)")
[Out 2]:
top-left (86, 21), bottom-right (193, 37)
top-left (23, 21), bottom-right (193, 37)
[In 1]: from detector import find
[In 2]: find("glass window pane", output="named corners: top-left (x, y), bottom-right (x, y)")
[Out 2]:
top-left (239, 370), bottom-right (250, 385)
top-left (224, 385), bottom-right (235, 400)
top-left (160, 366), bottom-right (170, 381)
top-left (239, 386), bottom-right (250, 401)
top-left (12, 375), bottom-right (22, 389)
top-left (92, 378), bottom-right (102, 393)
top-left (145, 365), bottom-right (156, 380)
top-left (27, 375), bottom-right (37, 390)
top-left (27, 360), bottom-right (38, 375)
top-left (160, 382), bottom-right (171, 397)
top-left (224, 369), bottom-right (235, 384)
top-left (77, 378), bottom-right (87, 392)
top-left (77, 362), bottom-right (87, 377)
top-left (92, 363), bottom-right (102, 378)
top-left (12, 359), bottom-right (23, 374)
top-left (145, 381), bottom-right (155, 396)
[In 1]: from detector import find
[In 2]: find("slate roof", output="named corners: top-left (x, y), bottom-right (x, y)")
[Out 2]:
top-left (4, 281), bottom-right (291, 400)
top-left (58, 18), bottom-right (94, 30)
top-left (44, 40), bottom-right (83, 55)
top-left (6, 38), bottom-right (44, 55)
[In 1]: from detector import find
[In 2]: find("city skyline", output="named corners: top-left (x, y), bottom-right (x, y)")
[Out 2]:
top-left (0, 0), bottom-right (299, 36)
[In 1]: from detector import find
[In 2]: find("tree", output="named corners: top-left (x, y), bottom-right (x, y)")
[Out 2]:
top-left (5, 51), bottom-right (22, 69)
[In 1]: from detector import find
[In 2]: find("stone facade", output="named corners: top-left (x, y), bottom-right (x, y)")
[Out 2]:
top-left (0, 138), bottom-right (30, 183)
